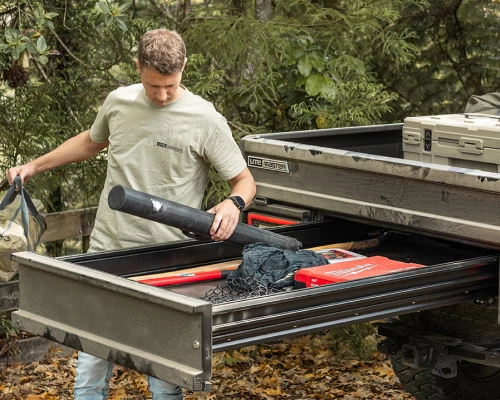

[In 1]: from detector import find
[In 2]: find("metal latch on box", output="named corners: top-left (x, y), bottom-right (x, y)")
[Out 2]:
top-left (403, 131), bottom-right (420, 145)
top-left (459, 137), bottom-right (484, 155)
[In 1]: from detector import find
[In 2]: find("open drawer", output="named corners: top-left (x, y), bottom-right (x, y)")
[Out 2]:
top-left (11, 219), bottom-right (499, 391)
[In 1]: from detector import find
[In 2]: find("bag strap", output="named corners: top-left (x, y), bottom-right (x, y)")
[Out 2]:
top-left (21, 184), bottom-right (47, 240)
top-left (0, 177), bottom-right (22, 210)
top-left (0, 177), bottom-right (46, 248)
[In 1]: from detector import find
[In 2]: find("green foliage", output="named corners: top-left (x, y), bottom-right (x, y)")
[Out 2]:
top-left (183, 0), bottom-right (423, 134)
top-left (371, 0), bottom-right (500, 121)
top-left (328, 323), bottom-right (378, 360)
top-left (0, 3), bottom-right (59, 70)
top-left (0, 0), bottom-right (137, 207)
top-left (93, 0), bottom-right (131, 31)
top-left (291, 80), bottom-right (398, 129)
top-left (202, 167), bottom-right (231, 210)
top-left (0, 313), bottom-right (20, 357)
top-left (4, 0), bottom-right (490, 235)
top-left (220, 352), bottom-right (239, 366)
top-left (0, 313), bottom-right (18, 338)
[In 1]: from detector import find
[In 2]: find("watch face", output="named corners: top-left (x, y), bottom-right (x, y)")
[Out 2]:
top-left (229, 196), bottom-right (245, 210)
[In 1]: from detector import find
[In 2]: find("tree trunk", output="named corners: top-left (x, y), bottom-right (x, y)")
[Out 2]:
top-left (254, 0), bottom-right (272, 22)
top-left (44, 186), bottom-right (64, 257)
top-left (44, 0), bottom-right (76, 257)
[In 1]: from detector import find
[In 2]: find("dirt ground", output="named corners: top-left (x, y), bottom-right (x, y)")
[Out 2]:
top-left (0, 330), bottom-right (417, 400)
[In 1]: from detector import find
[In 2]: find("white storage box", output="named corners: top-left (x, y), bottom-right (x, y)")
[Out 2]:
top-left (403, 114), bottom-right (500, 172)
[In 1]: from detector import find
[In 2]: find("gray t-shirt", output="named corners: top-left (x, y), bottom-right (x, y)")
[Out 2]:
top-left (88, 84), bottom-right (247, 252)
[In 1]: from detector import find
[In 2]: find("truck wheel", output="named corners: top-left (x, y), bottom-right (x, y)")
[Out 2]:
top-left (389, 302), bottom-right (500, 400)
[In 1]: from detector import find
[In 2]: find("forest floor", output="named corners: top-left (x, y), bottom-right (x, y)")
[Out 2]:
top-left (0, 326), bottom-right (417, 400)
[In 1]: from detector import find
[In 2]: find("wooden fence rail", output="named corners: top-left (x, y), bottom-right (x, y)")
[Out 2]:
top-left (41, 206), bottom-right (97, 253)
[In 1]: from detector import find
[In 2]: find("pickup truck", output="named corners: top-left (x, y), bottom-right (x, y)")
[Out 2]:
top-left (11, 119), bottom-right (500, 400)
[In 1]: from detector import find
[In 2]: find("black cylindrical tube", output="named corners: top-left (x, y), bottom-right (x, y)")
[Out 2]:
top-left (108, 185), bottom-right (302, 251)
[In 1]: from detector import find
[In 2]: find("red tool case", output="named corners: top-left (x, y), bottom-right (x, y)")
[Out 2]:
top-left (294, 256), bottom-right (424, 288)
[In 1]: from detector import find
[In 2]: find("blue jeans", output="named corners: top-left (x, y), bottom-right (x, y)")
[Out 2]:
top-left (74, 351), bottom-right (183, 399)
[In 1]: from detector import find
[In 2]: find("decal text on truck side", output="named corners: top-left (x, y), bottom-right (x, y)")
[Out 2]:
top-left (248, 156), bottom-right (290, 173)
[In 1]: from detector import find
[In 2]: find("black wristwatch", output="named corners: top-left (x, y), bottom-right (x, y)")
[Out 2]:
top-left (227, 195), bottom-right (245, 211)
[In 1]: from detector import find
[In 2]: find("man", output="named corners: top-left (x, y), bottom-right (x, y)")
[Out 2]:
top-left (7, 29), bottom-right (256, 399)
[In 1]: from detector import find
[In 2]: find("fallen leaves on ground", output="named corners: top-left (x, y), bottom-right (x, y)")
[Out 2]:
top-left (0, 332), bottom-right (416, 400)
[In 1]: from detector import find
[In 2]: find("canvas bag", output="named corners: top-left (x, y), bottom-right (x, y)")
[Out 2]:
top-left (464, 92), bottom-right (500, 115)
top-left (0, 177), bottom-right (47, 282)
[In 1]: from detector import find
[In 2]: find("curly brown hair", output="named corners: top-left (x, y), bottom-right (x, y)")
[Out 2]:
top-left (137, 29), bottom-right (186, 75)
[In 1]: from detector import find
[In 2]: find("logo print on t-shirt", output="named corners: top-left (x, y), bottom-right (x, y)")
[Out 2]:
top-left (157, 141), bottom-right (183, 153)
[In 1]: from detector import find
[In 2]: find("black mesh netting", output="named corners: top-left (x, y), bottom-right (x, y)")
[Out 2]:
top-left (201, 242), bottom-right (330, 304)
top-left (201, 276), bottom-right (282, 304)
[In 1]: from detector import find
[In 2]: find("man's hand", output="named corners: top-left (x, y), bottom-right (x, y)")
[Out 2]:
top-left (207, 167), bottom-right (255, 241)
top-left (207, 199), bottom-right (240, 241)
top-left (6, 164), bottom-right (36, 185)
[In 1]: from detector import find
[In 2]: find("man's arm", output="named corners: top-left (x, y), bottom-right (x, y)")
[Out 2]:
top-left (7, 130), bottom-right (109, 184)
top-left (207, 167), bottom-right (256, 241)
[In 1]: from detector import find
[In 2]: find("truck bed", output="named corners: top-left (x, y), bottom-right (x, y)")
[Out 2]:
top-left (12, 122), bottom-right (500, 392)
top-left (240, 124), bottom-right (500, 249)
top-left (11, 219), bottom-right (498, 391)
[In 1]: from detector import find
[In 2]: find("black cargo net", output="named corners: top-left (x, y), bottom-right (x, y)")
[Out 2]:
top-left (201, 242), bottom-right (329, 303)
top-left (201, 277), bottom-right (282, 304)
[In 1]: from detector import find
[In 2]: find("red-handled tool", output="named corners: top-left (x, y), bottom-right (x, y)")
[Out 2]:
top-left (132, 231), bottom-right (402, 287)
top-left (138, 268), bottom-right (237, 287)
